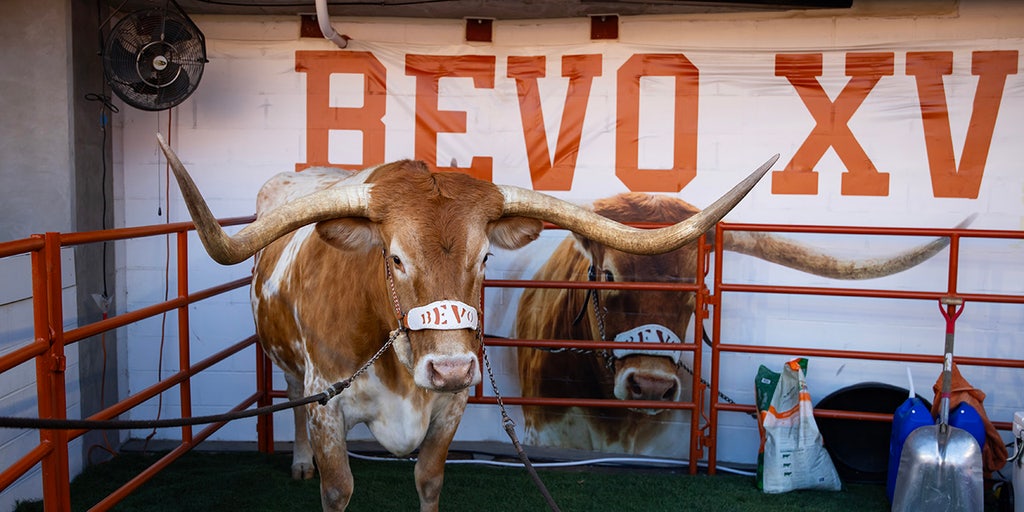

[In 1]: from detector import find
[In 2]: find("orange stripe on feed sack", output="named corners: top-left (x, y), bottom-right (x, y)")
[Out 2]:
top-left (766, 404), bottom-right (800, 420)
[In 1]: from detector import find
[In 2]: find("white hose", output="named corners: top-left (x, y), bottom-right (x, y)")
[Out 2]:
top-left (314, 0), bottom-right (349, 49)
top-left (346, 451), bottom-right (757, 476)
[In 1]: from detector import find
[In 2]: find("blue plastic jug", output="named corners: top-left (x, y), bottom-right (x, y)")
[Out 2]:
top-left (948, 401), bottom-right (986, 451)
top-left (887, 395), bottom-right (934, 502)
top-left (887, 368), bottom-right (936, 503)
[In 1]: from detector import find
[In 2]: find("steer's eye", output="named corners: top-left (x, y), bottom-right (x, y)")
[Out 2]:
top-left (603, 269), bottom-right (615, 282)
top-left (391, 255), bottom-right (403, 269)
top-left (482, 252), bottom-right (492, 265)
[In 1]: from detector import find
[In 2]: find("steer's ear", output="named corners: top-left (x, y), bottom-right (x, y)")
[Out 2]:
top-left (316, 218), bottom-right (382, 251)
top-left (488, 217), bottom-right (543, 250)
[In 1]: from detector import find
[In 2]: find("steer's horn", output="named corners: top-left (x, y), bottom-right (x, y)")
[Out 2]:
top-left (499, 154), bottom-right (779, 255)
top-left (722, 214), bottom-right (976, 280)
top-left (157, 133), bottom-right (371, 265)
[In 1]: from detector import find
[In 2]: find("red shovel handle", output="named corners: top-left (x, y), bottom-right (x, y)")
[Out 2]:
top-left (939, 297), bottom-right (964, 334)
top-left (937, 297), bottom-right (963, 426)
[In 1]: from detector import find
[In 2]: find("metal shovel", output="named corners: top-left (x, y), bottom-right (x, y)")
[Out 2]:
top-left (891, 297), bottom-right (983, 512)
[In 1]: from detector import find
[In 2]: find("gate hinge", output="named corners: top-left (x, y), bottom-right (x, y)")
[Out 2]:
top-left (697, 290), bottom-right (718, 325)
top-left (697, 428), bottom-right (712, 452)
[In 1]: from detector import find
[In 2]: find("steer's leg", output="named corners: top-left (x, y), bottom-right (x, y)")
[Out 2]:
top-left (413, 394), bottom-right (468, 512)
top-left (307, 400), bottom-right (354, 512)
top-left (285, 372), bottom-right (316, 479)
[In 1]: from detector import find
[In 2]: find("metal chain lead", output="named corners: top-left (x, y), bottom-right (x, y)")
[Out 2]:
top-left (322, 251), bottom-right (407, 405)
top-left (477, 284), bottom-right (565, 512)
top-left (317, 330), bottom-right (397, 405)
top-left (481, 344), bottom-right (510, 428)
top-left (481, 340), bottom-right (562, 512)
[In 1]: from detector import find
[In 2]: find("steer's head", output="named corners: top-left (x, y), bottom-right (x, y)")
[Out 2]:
top-left (155, 134), bottom-right (776, 395)
top-left (317, 162), bottom-right (542, 391)
top-left (574, 193), bottom-right (703, 411)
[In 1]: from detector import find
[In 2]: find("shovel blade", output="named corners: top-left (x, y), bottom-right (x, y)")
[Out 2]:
top-left (891, 425), bottom-right (983, 511)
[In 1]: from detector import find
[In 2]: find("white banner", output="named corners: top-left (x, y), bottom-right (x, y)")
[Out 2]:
top-left (288, 40), bottom-right (1022, 230)
top-left (117, 24), bottom-right (1023, 465)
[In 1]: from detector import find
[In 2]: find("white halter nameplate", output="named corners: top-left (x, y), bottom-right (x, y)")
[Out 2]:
top-left (612, 324), bottom-right (683, 363)
top-left (405, 300), bottom-right (479, 331)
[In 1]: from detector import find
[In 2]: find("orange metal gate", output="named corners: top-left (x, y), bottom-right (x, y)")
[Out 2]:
top-left (0, 217), bottom-right (262, 511)
top-left (1, 217), bottom-right (1021, 510)
top-left (703, 222), bottom-right (1024, 474)
top-left (474, 221), bottom-right (1024, 476)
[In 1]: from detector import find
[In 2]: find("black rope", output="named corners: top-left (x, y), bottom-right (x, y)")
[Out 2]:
top-left (0, 380), bottom-right (353, 431)
top-left (84, 92), bottom-right (119, 114)
top-left (2, 321), bottom-right (399, 431)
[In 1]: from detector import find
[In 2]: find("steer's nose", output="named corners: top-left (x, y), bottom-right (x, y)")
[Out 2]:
top-left (426, 356), bottom-right (476, 391)
top-left (626, 372), bottom-right (679, 402)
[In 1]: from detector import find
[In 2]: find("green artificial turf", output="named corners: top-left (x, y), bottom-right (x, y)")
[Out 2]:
top-left (14, 450), bottom-right (897, 511)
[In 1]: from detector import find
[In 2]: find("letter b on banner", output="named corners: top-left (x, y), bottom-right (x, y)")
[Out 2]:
top-left (295, 51), bottom-right (387, 171)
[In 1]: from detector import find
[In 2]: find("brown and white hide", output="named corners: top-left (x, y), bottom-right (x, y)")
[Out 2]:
top-left (250, 163), bottom-right (541, 511)
top-left (157, 133), bottom-right (777, 512)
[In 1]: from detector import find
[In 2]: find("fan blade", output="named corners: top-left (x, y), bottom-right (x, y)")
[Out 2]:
top-left (155, 67), bottom-right (191, 109)
top-left (106, 37), bottom-right (139, 84)
top-left (161, 17), bottom-right (194, 45)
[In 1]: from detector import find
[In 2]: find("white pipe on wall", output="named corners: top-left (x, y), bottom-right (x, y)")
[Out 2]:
top-left (315, 0), bottom-right (349, 48)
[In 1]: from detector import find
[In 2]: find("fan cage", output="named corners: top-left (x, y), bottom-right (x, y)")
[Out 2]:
top-left (103, 6), bottom-right (207, 111)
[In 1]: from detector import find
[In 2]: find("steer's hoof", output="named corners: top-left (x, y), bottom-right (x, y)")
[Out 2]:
top-left (292, 462), bottom-right (315, 480)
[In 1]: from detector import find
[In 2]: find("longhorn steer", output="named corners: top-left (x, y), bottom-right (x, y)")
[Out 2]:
top-left (516, 192), bottom-right (966, 456)
top-left (157, 134), bottom-right (776, 511)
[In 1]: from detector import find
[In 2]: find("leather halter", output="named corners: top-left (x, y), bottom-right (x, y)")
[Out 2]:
top-left (571, 264), bottom-right (599, 327)
top-left (383, 248), bottom-right (409, 330)
top-left (563, 264), bottom-right (616, 372)
top-left (567, 264), bottom-right (689, 371)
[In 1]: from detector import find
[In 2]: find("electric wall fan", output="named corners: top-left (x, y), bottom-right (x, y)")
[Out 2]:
top-left (103, 0), bottom-right (208, 111)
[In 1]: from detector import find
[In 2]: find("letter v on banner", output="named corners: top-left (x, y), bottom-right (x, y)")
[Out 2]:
top-left (508, 55), bottom-right (602, 191)
top-left (907, 51), bottom-right (1018, 199)
top-left (772, 52), bottom-right (894, 196)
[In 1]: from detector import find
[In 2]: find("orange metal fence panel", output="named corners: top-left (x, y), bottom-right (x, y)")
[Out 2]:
top-left (3, 214), bottom-right (1020, 508)
top-left (704, 222), bottom-right (1024, 474)
top-left (0, 216), bottom-right (260, 511)
top-left (476, 231), bottom-right (711, 475)
top-left (479, 221), bottom-right (1023, 477)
